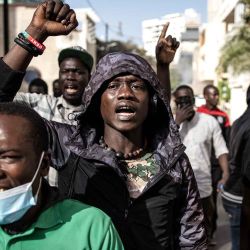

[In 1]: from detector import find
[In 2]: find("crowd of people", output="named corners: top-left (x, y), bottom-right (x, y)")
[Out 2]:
top-left (0, 1), bottom-right (249, 250)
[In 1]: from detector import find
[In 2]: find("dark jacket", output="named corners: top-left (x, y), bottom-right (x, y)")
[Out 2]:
top-left (0, 56), bottom-right (207, 250)
top-left (225, 106), bottom-right (250, 195)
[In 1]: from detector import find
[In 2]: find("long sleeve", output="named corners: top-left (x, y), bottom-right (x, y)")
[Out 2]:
top-left (0, 58), bottom-right (25, 101)
top-left (175, 154), bottom-right (208, 250)
top-left (45, 120), bottom-right (75, 168)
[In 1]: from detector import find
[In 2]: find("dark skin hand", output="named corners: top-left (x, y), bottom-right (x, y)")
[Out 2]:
top-left (217, 154), bottom-right (229, 192)
top-left (3, 0), bottom-right (78, 71)
top-left (156, 22), bottom-right (180, 101)
top-left (175, 104), bottom-right (195, 125)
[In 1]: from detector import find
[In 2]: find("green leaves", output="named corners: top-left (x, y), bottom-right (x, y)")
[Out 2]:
top-left (217, 0), bottom-right (250, 74)
top-left (217, 26), bottom-right (250, 74)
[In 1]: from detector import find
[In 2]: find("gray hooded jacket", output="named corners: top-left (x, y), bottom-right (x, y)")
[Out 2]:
top-left (0, 54), bottom-right (207, 250)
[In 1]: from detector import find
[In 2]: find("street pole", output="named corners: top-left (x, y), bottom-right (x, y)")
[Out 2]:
top-left (105, 23), bottom-right (109, 43)
top-left (3, 0), bottom-right (9, 53)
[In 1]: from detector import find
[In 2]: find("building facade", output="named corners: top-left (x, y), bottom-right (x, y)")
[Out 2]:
top-left (195, 0), bottom-right (249, 121)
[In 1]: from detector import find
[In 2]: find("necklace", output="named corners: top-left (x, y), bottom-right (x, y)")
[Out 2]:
top-left (99, 136), bottom-right (147, 160)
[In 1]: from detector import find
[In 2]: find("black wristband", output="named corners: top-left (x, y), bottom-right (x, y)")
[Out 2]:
top-left (14, 37), bottom-right (41, 57)
top-left (18, 33), bottom-right (43, 55)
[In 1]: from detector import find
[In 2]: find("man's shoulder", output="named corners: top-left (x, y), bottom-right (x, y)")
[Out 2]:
top-left (196, 112), bottom-right (219, 127)
top-left (197, 105), bottom-right (229, 118)
top-left (55, 199), bottom-right (111, 222)
top-left (196, 111), bottom-right (214, 121)
top-left (15, 92), bottom-right (58, 105)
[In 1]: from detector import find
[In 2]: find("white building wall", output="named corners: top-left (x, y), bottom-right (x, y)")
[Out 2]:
top-left (196, 0), bottom-right (250, 121)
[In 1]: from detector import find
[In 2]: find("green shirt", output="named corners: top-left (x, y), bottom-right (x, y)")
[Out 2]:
top-left (0, 199), bottom-right (124, 250)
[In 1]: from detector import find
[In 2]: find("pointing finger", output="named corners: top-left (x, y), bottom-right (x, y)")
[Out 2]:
top-left (158, 22), bottom-right (169, 41)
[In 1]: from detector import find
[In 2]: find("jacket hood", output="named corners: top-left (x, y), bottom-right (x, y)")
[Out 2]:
top-left (76, 52), bottom-right (183, 161)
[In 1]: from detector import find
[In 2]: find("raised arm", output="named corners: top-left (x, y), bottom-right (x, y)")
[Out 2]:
top-left (156, 22), bottom-right (180, 101)
top-left (2, 0), bottom-right (78, 71)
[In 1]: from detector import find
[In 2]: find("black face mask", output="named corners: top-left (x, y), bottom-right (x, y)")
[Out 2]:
top-left (175, 96), bottom-right (194, 108)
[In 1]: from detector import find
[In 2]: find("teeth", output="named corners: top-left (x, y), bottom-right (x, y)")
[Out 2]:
top-left (0, 188), bottom-right (5, 192)
top-left (66, 89), bottom-right (78, 94)
top-left (118, 107), bottom-right (134, 113)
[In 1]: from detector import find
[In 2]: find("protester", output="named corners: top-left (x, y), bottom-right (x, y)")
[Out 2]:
top-left (222, 85), bottom-right (250, 250)
top-left (198, 85), bottom-right (230, 142)
top-left (0, 102), bottom-right (123, 250)
top-left (0, 1), bottom-right (207, 249)
top-left (174, 85), bottom-right (229, 245)
top-left (28, 77), bottom-right (48, 94)
top-left (52, 78), bottom-right (62, 97)
top-left (17, 44), bottom-right (92, 125)
top-left (1, 4), bottom-right (93, 126)
top-left (48, 52), bottom-right (207, 250)
top-left (221, 87), bottom-right (250, 250)
top-left (197, 84), bottom-right (231, 240)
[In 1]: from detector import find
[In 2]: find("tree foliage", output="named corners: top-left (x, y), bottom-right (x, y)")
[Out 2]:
top-left (217, 1), bottom-right (250, 74)
top-left (96, 39), bottom-right (155, 66)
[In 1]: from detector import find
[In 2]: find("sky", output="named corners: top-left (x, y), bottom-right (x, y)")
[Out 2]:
top-left (66, 0), bottom-right (207, 46)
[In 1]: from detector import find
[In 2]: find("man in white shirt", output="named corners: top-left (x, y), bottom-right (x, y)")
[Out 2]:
top-left (174, 85), bottom-right (229, 245)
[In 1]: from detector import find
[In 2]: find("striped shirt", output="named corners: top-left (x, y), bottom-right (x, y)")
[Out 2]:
top-left (14, 92), bottom-right (84, 126)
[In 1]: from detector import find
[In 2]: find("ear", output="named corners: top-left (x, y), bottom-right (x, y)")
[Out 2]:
top-left (40, 152), bottom-right (50, 177)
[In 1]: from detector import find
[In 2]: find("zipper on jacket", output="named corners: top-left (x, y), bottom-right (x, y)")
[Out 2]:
top-left (124, 199), bottom-right (134, 219)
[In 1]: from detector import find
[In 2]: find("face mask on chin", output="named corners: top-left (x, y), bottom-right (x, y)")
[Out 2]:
top-left (0, 151), bottom-right (45, 225)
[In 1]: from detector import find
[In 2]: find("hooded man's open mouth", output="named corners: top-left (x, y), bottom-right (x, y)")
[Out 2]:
top-left (115, 104), bottom-right (136, 121)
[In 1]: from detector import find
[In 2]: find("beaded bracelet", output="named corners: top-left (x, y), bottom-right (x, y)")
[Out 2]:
top-left (21, 31), bottom-right (46, 53)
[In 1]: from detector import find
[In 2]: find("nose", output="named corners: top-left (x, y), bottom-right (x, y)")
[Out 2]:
top-left (117, 83), bottom-right (135, 100)
top-left (66, 70), bottom-right (76, 80)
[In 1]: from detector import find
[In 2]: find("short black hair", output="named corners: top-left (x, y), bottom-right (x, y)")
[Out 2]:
top-left (203, 84), bottom-right (219, 96)
top-left (0, 102), bottom-right (48, 154)
top-left (174, 85), bottom-right (194, 97)
top-left (52, 79), bottom-right (59, 85)
top-left (29, 78), bottom-right (48, 94)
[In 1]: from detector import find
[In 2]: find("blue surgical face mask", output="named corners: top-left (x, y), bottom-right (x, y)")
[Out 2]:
top-left (0, 151), bottom-right (44, 225)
